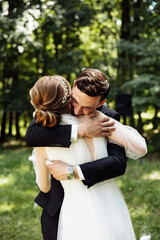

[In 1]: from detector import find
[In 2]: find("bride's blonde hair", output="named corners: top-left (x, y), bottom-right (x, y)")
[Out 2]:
top-left (30, 75), bottom-right (71, 127)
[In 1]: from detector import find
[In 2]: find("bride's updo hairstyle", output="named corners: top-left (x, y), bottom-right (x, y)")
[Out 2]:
top-left (30, 75), bottom-right (71, 127)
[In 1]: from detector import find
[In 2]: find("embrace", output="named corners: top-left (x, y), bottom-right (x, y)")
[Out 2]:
top-left (26, 68), bottom-right (147, 240)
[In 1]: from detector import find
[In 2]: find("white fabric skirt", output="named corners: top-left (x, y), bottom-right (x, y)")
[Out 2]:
top-left (45, 114), bottom-right (136, 240)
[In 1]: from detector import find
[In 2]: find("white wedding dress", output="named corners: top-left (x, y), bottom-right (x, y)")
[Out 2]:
top-left (43, 114), bottom-right (136, 240)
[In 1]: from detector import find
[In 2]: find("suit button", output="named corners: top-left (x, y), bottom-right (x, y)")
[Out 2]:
top-left (50, 144), bottom-right (55, 147)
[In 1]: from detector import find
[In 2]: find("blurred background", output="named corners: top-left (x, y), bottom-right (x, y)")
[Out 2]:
top-left (0, 0), bottom-right (159, 239)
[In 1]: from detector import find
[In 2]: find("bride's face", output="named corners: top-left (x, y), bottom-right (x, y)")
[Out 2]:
top-left (72, 86), bottom-right (106, 116)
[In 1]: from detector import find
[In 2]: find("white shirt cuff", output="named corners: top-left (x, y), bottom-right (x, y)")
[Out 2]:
top-left (71, 125), bottom-right (78, 142)
top-left (75, 165), bottom-right (85, 180)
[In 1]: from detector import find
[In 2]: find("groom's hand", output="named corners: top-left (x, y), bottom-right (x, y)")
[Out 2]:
top-left (78, 113), bottom-right (116, 138)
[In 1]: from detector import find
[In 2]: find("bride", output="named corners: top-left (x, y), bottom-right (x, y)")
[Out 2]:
top-left (29, 75), bottom-right (146, 240)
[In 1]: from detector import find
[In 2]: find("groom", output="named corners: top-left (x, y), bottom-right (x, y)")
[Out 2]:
top-left (25, 68), bottom-right (127, 240)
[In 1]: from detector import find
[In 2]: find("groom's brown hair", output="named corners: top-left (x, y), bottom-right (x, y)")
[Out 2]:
top-left (75, 68), bottom-right (110, 101)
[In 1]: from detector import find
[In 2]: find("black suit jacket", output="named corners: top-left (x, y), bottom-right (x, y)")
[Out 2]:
top-left (26, 106), bottom-right (126, 216)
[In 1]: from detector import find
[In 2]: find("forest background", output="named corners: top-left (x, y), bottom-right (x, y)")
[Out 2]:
top-left (0, 0), bottom-right (160, 239)
top-left (0, 0), bottom-right (160, 149)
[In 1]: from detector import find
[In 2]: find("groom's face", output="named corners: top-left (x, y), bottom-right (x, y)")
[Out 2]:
top-left (72, 85), bottom-right (106, 116)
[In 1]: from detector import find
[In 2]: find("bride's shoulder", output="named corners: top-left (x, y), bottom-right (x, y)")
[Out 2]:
top-left (60, 114), bottom-right (78, 125)
top-left (95, 110), bottom-right (105, 118)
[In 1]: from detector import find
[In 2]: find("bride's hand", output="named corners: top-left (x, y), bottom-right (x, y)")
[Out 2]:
top-left (46, 160), bottom-right (68, 180)
top-left (46, 160), bottom-right (79, 180)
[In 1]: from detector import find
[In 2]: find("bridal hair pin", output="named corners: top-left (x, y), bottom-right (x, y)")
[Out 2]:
top-left (54, 76), bottom-right (69, 103)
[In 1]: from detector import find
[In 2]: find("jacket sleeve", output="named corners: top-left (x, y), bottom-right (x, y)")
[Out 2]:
top-left (80, 143), bottom-right (127, 188)
top-left (25, 119), bottom-right (72, 147)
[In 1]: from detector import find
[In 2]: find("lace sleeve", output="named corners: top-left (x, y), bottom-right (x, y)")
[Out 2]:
top-left (95, 111), bottom-right (147, 159)
top-left (28, 148), bottom-right (51, 192)
top-left (108, 121), bottom-right (147, 159)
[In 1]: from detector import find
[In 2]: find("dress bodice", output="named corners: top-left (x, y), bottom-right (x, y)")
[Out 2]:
top-left (45, 114), bottom-right (108, 166)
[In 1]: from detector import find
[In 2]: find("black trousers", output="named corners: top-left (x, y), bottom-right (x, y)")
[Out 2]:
top-left (41, 209), bottom-right (60, 240)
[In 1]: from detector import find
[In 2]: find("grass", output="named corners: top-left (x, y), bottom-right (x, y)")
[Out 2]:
top-left (117, 158), bottom-right (160, 239)
top-left (0, 147), bottom-right (42, 240)
top-left (0, 146), bottom-right (160, 239)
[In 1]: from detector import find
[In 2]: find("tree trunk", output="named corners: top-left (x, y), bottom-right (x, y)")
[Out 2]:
top-left (0, 111), bottom-right (7, 143)
top-left (153, 106), bottom-right (159, 129)
top-left (8, 112), bottom-right (13, 136)
top-left (0, 1), bottom-right (2, 11)
top-left (117, 0), bottom-right (131, 85)
top-left (23, 111), bottom-right (28, 128)
top-left (123, 115), bottom-right (127, 125)
top-left (34, 28), bottom-right (40, 78)
top-left (138, 111), bottom-right (143, 134)
top-left (54, 33), bottom-right (61, 62)
top-left (129, 114), bottom-right (135, 128)
top-left (121, 0), bottom-right (130, 40)
top-left (15, 112), bottom-right (20, 139)
top-left (42, 29), bottom-right (47, 75)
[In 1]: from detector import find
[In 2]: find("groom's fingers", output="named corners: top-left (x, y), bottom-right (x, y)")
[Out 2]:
top-left (100, 126), bottom-right (116, 137)
top-left (101, 126), bottom-right (116, 132)
top-left (99, 118), bottom-right (116, 136)
top-left (100, 127), bottom-right (116, 136)
top-left (101, 120), bottom-right (115, 127)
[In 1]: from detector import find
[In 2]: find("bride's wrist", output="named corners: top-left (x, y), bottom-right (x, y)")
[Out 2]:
top-left (78, 124), bottom-right (86, 138)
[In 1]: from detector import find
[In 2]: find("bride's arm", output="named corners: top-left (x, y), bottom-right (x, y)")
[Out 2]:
top-left (34, 147), bottom-right (51, 193)
top-left (96, 111), bottom-right (147, 158)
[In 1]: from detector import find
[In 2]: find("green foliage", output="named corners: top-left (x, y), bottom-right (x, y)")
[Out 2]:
top-left (122, 74), bottom-right (160, 111)
top-left (116, 0), bottom-right (160, 130)
top-left (0, 0), bottom-right (160, 140)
